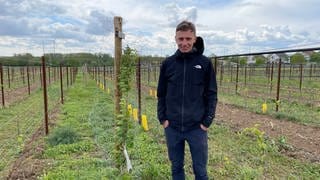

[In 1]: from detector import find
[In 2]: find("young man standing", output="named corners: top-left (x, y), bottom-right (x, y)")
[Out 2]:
top-left (157, 20), bottom-right (218, 180)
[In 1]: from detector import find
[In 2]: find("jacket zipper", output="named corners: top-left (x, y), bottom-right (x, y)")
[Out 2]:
top-left (181, 58), bottom-right (186, 131)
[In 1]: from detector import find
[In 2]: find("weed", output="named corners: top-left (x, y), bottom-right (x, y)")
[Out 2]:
top-left (46, 126), bottom-right (80, 146)
top-left (276, 136), bottom-right (293, 151)
top-left (239, 166), bottom-right (262, 179)
top-left (241, 125), bottom-right (267, 152)
top-left (274, 112), bottom-right (287, 120)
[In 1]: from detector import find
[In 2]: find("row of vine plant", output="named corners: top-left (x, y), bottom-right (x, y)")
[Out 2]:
top-left (114, 46), bottom-right (138, 170)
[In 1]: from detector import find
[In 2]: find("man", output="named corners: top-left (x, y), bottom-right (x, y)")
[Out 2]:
top-left (157, 20), bottom-right (218, 180)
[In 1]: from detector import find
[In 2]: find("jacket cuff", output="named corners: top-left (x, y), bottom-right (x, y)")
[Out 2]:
top-left (202, 115), bottom-right (215, 128)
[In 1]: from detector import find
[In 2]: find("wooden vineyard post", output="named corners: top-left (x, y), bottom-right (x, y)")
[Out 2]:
top-left (7, 66), bottom-right (10, 88)
top-left (103, 65), bottom-right (106, 91)
top-left (235, 63), bottom-right (239, 94)
top-left (114, 16), bottom-right (123, 114)
top-left (60, 64), bottom-right (64, 104)
top-left (66, 66), bottom-right (69, 87)
top-left (276, 59), bottom-right (282, 112)
top-left (244, 65), bottom-right (247, 86)
top-left (219, 62), bottom-right (223, 86)
top-left (136, 57), bottom-right (142, 124)
top-left (270, 62), bottom-right (274, 93)
top-left (27, 65), bottom-right (30, 95)
top-left (0, 64), bottom-right (4, 107)
top-left (42, 56), bottom-right (49, 135)
top-left (299, 64), bottom-right (303, 92)
top-left (48, 66), bottom-right (51, 84)
top-left (214, 57), bottom-right (217, 75)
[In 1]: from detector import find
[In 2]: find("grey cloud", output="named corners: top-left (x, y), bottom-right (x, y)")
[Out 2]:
top-left (85, 10), bottom-right (114, 36)
top-left (157, 37), bottom-right (168, 44)
top-left (260, 25), bottom-right (296, 42)
top-left (0, 0), bottom-right (68, 37)
top-left (0, 0), bottom-right (65, 17)
top-left (0, 16), bottom-right (34, 36)
top-left (184, 7), bottom-right (197, 22)
top-left (0, 0), bottom-right (24, 16)
top-left (202, 23), bottom-right (309, 50)
top-left (202, 31), bottom-right (235, 45)
top-left (163, 3), bottom-right (197, 27)
top-left (235, 28), bottom-right (256, 42)
top-left (37, 22), bottom-right (95, 43)
top-left (55, 31), bottom-right (95, 43)
top-left (0, 0), bottom-right (99, 43)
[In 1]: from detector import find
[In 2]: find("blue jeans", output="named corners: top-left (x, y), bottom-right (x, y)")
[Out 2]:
top-left (164, 126), bottom-right (208, 180)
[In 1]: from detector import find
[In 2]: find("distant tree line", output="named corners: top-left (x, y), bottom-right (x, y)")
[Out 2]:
top-left (291, 52), bottom-right (320, 64)
top-left (217, 51), bottom-right (320, 65)
top-left (0, 52), bottom-right (114, 67)
top-left (9, 51), bottom-right (320, 67)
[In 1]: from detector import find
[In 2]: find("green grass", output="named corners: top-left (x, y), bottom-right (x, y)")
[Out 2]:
top-left (0, 81), bottom-right (64, 178)
top-left (39, 74), bottom-right (119, 179)
top-left (41, 74), bottom-right (170, 179)
top-left (87, 82), bottom-right (171, 179)
top-left (219, 92), bottom-right (320, 127)
top-left (205, 125), bottom-right (320, 179)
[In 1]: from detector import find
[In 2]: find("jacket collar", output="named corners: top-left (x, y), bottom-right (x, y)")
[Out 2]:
top-left (174, 48), bottom-right (197, 58)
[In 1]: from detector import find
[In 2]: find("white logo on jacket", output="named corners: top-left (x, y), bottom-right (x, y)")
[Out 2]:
top-left (194, 65), bottom-right (202, 69)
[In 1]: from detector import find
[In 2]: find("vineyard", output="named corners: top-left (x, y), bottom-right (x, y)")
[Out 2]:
top-left (0, 20), bottom-right (320, 179)
top-left (0, 53), bottom-right (319, 179)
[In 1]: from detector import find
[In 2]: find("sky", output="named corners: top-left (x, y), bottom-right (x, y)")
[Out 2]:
top-left (0, 0), bottom-right (320, 57)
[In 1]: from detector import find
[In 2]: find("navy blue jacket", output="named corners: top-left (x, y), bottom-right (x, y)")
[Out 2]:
top-left (157, 43), bottom-right (218, 132)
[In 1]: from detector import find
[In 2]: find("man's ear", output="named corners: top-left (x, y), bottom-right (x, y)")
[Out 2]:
top-left (192, 34), bottom-right (197, 43)
top-left (192, 37), bottom-right (196, 44)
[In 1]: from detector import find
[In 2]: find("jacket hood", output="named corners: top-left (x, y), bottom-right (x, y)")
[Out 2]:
top-left (193, 36), bottom-right (204, 55)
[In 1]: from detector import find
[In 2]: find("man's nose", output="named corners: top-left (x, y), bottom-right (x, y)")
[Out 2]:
top-left (181, 40), bottom-right (189, 45)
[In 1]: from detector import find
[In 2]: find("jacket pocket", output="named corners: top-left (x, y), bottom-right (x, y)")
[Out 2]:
top-left (191, 67), bottom-right (204, 85)
top-left (190, 69), bottom-right (204, 99)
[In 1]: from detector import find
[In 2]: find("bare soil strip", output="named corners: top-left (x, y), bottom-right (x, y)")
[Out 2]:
top-left (216, 102), bottom-right (320, 162)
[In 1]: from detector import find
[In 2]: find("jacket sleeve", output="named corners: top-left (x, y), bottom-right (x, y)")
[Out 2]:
top-left (157, 60), bottom-right (168, 124)
top-left (202, 59), bottom-right (218, 128)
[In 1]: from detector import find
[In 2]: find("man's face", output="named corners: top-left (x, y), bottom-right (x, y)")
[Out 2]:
top-left (175, 30), bottom-right (196, 53)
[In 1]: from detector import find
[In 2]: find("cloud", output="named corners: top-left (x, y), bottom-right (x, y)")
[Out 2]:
top-left (0, 0), bottom-right (320, 56)
top-left (0, 0), bottom-right (66, 17)
top-left (200, 22), bottom-right (316, 55)
top-left (0, 17), bottom-right (34, 36)
top-left (0, 0), bottom-right (69, 37)
top-left (163, 3), bottom-right (197, 27)
top-left (85, 10), bottom-right (114, 35)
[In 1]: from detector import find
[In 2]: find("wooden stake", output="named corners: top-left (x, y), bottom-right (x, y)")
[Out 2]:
top-left (114, 16), bottom-right (123, 114)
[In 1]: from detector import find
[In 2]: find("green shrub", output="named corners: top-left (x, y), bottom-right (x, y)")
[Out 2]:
top-left (47, 126), bottom-right (80, 146)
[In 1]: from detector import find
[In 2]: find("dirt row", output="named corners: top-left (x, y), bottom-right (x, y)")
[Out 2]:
top-left (7, 106), bottom-right (61, 180)
top-left (216, 102), bottom-right (320, 162)
top-left (1, 83), bottom-right (40, 107)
